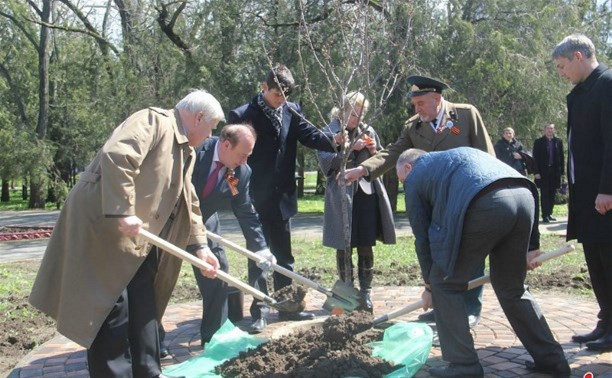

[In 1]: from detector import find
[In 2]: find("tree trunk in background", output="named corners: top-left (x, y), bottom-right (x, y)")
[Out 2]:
top-left (1, 180), bottom-right (9, 202)
top-left (22, 178), bottom-right (28, 200)
top-left (315, 170), bottom-right (325, 195)
top-left (383, 169), bottom-right (398, 212)
top-left (297, 149), bottom-right (305, 197)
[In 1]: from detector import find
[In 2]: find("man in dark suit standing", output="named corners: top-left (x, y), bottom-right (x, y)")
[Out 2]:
top-left (533, 123), bottom-right (564, 223)
top-left (553, 33), bottom-right (612, 351)
top-left (191, 124), bottom-right (275, 340)
top-left (228, 64), bottom-right (342, 322)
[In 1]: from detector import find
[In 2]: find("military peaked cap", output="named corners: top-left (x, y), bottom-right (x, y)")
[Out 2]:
top-left (407, 75), bottom-right (449, 97)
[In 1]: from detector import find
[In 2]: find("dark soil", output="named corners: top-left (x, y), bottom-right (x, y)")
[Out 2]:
top-left (271, 285), bottom-right (307, 313)
top-left (216, 311), bottom-right (399, 378)
top-left (0, 295), bottom-right (57, 375)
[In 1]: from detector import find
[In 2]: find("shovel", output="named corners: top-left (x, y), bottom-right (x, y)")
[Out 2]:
top-left (138, 229), bottom-right (303, 313)
top-left (205, 231), bottom-right (361, 313)
top-left (370, 244), bottom-right (575, 328)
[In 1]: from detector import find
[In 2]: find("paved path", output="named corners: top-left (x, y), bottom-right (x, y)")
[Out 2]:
top-left (9, 287), bottom-right (611, 377)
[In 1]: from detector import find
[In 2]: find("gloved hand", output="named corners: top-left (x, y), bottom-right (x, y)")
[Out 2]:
top-left (255, 248), bottom-right (277, 272)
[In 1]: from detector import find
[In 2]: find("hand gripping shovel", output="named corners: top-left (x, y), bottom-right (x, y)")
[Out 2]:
top-left (205, 231), bottom-right (361, 313)
top-left (138, 229), bottom-right (302, 312)
top-left (370, 244), bottom-right (575, 329)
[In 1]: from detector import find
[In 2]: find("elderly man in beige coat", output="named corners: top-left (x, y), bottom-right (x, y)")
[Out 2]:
top-left (29, 90), bottom-right (224, 378)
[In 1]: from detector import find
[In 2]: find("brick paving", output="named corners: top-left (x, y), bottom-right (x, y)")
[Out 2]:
top-left (9, 286), bottom-right (611, 377)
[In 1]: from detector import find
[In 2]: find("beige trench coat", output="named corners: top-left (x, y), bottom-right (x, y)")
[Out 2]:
top-left (362, 100), bottom-right (496, 179)
top-left (29, 107), bottom-right (208, 348)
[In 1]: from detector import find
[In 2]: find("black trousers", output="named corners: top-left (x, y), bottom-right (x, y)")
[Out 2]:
top-left (260, 216), bottom-right (293, 291)
top-left (87, 248), bottom-right (161, 378)
top-left (539, 166), bottom-right (558, 218)
top-left (430, 187), bottom-right (565, 366)
top-left (192, 244), bottom-right (229, 345)
top-left (583, 242), bottom-right (612, 331)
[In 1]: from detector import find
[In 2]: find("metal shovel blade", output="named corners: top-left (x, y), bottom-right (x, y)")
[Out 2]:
top-left (322, 280), bottom-right (361, 313)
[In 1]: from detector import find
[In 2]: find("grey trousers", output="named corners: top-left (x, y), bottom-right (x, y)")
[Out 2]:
top-left (429, 186), bottom-right (565, 366)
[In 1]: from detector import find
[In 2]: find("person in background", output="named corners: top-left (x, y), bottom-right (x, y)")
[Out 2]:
top-left (29, 90), bottom-right (224, 378)
top-left (396, 147), bottom-right (570, 377)
top-left (494, 127), bottom-right (527, 175)
top-left (343, 75), bottom-right (496, 329)
top-left (317, 91), bottom-right (396, 312)
top-left (533, 123), bottom-right (564, 223)
top-left (553, 33), bottom-right (612, 352)
top-left (228, 64), bottom-right (343, 323)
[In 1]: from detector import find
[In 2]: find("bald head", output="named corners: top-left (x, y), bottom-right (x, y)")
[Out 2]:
top-left (218, 124), bottom-right (257, 169)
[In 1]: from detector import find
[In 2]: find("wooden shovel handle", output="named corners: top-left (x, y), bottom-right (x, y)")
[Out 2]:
top-left (206, 231), bottom-right (333, 296)
top-left (139, 229), bottom-right (277, 304)
top-left (373, 244), bottom-right (575, 326)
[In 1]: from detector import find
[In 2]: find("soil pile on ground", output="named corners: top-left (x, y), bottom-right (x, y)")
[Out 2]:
top-left (216, 311), bottom-right (399, 378)
top-left (271, 285), bottom-right (307, 313)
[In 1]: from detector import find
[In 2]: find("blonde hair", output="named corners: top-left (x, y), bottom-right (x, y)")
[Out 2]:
top-left (503, 127), bottom-right (515, 134)
top-left (329, 91), bottom-right (370, 120)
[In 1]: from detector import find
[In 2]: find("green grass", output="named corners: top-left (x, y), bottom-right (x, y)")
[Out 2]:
top-left (170, 232), bottom-right (588, 303)
top-left (0, 189), bottom-right (57, 211)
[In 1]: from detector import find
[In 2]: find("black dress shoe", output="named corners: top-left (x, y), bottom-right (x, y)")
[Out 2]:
top-left (468, 314), bottom-right (481, 328)
top-left (417, 310), bottom-right (436, 323)
top-left (542, 217), bottom-right (550, 223)
top-left (278, 311), bottom-right (315, 321)
top-left (586, 333), bottom-right (612, 351)
top-left (248, 318), bottom-right (267, 334)
top-left (159, 344), bottom-right (169, 358)
top-left (525, 360), bottom-right (570, 377)
top-left (548, 216), bottom-right (557, 221)
top-left (429, 362), bottom-right (484, 377)
top-left (572, 325), bottom-right (607, 343)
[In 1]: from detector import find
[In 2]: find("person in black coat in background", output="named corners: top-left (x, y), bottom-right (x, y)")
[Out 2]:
top-left (228, 64), bottom-right (343, 323)
top-left (553, 33), bottom-right (612, 352)
top-left (494, 127), bottom-right (527, 175)
top-left (533, 123), bottom-right (564, 223)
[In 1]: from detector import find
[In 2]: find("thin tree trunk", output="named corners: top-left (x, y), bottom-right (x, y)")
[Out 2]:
top-left (1, 179), bottom-right (10, 202)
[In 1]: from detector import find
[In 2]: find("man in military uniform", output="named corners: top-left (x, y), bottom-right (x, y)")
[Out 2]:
top-left (344, 75), bottom-right (495, 328)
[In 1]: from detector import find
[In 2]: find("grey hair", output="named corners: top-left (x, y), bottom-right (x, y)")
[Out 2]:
top-left (175, 89), bottom-right (226, 123)
top-left (330, 91), bottom-right (370, 120)
top-left (552, 34), bottom-right (596, 60)
top-left (396, 148), bottom-right (426, 171)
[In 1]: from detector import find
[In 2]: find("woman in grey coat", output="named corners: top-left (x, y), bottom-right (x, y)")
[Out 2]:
top-left (317, 91), bottom-right (396, 312)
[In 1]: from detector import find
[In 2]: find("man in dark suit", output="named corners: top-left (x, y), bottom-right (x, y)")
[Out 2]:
top-left (533, 123), bottom-right (564, 223)
top-left (553, 33), bottom-right (612, 351)
top-left (191, 124), bottom-right (274, 340)
top-left (228, 64), bottom-right (342, 322)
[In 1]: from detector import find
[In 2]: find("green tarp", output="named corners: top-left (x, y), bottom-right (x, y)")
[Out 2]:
top-left (163, 320), bottom-right (432, 378)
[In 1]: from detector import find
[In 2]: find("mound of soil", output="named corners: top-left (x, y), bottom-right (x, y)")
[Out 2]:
top-left (216, 311), bottom-right (399, 378)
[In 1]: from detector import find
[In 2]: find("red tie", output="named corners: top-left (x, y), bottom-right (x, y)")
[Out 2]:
top-left (201, 161), bottom-right (224, 199)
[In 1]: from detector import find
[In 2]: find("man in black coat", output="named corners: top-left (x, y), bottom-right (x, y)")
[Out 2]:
top-left (533, 123), bottom-right (564, 223)
top-left (190, 124), bottom-right (274, 340)
top-left (553, 33), bottom-right (612, 352)
top-left (228, 64), bottom-right (342, 322)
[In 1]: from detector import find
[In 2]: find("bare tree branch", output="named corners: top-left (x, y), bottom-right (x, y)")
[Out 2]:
top-left (0, 10), bottom-right (39, 49)
top-left (155, 1), bottom-right (193, 61)
top-left (26, 17), bottom-right (120, 55)
top-left (56, 0), bottom-right (118, 56)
